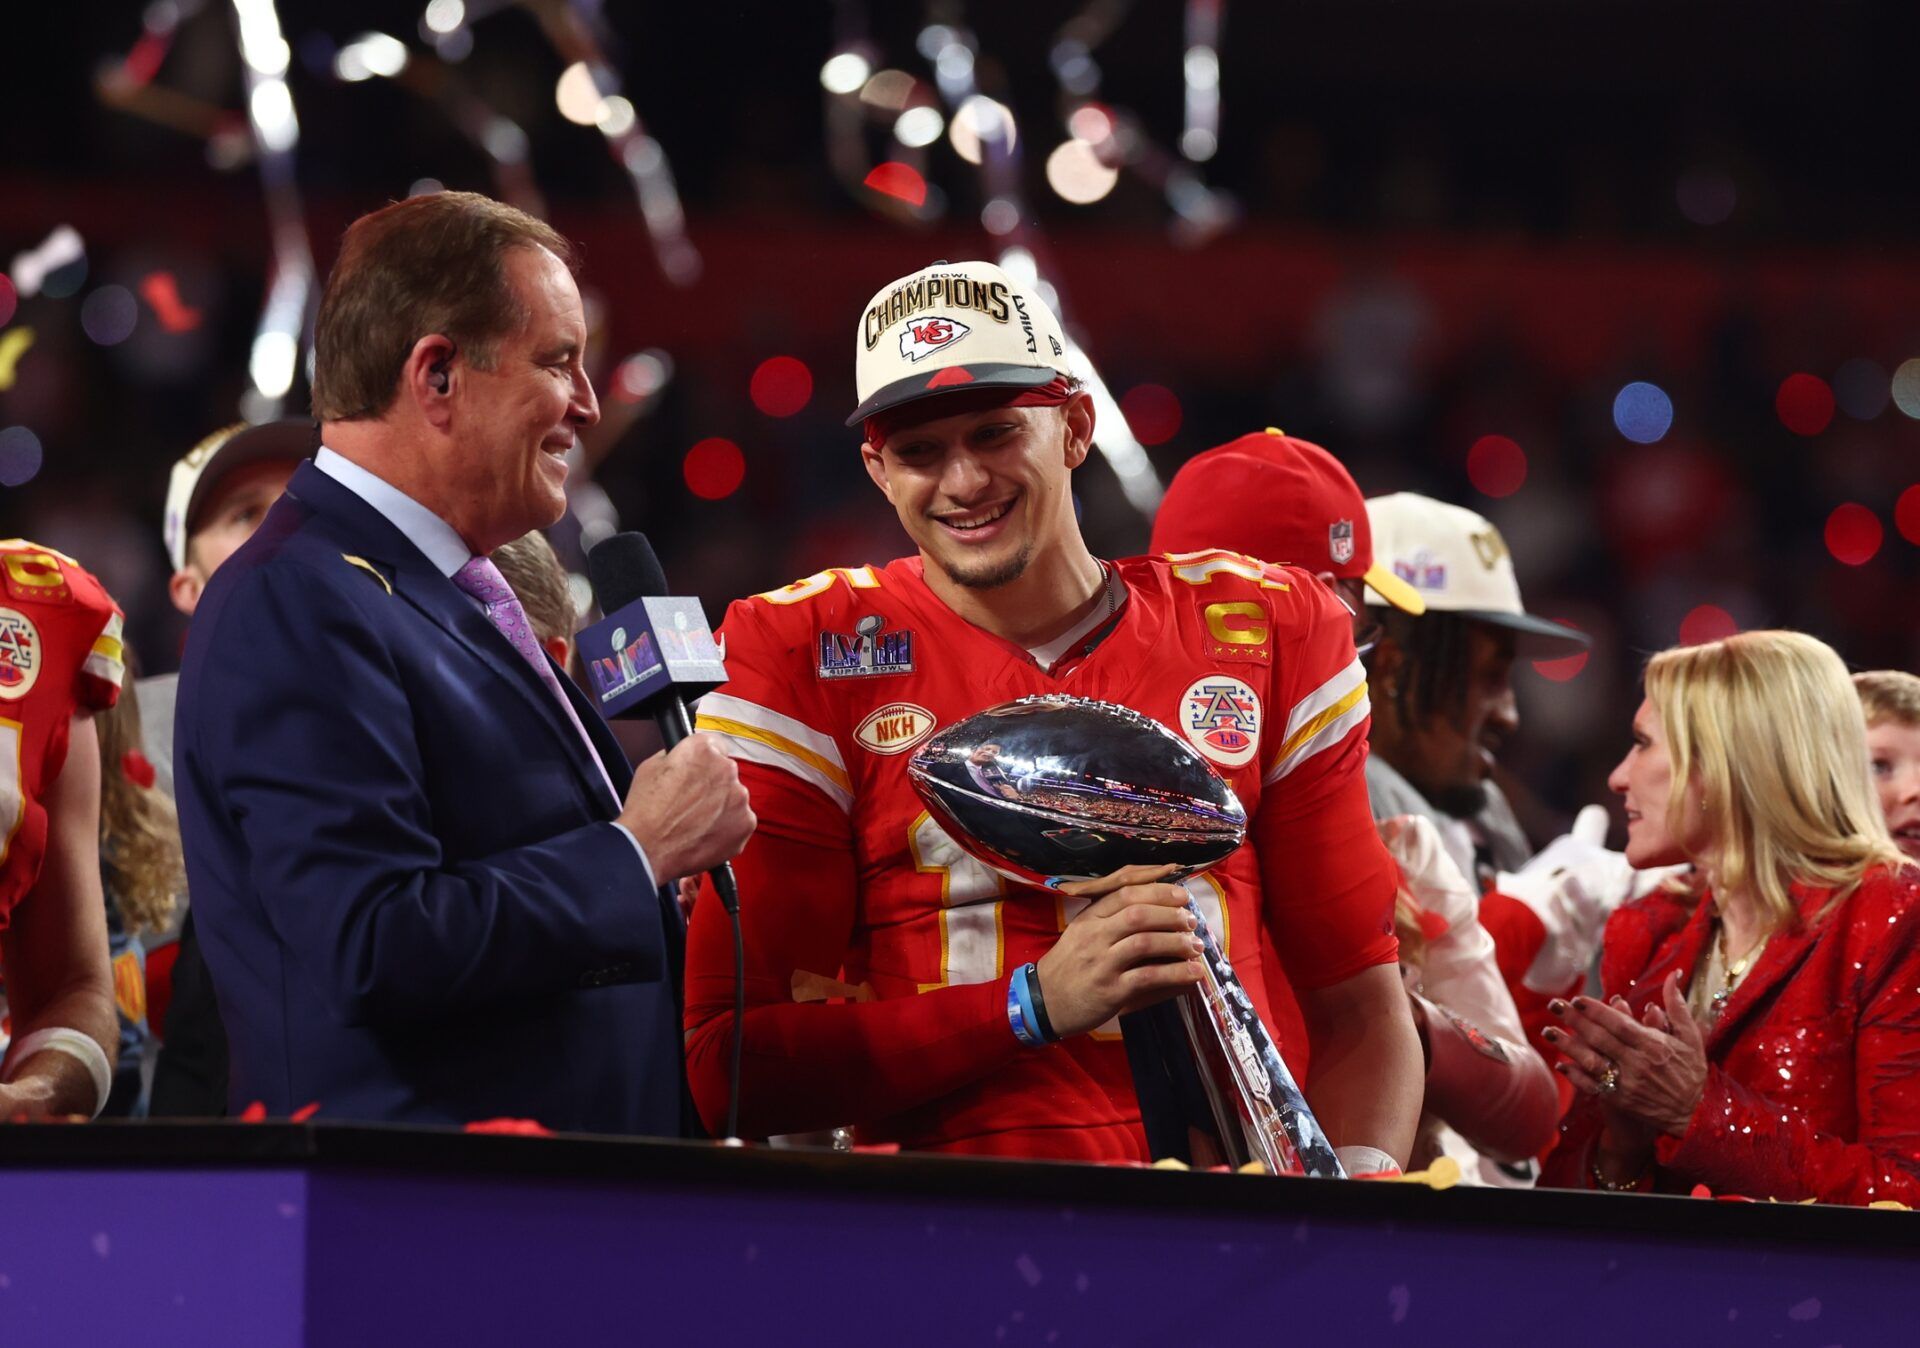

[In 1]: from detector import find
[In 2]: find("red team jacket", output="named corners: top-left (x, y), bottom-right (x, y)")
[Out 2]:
top-left (684, 550), bottom-right (1399, 1159)
top-left (0, 540), bottom-right (125, 935)
top-left (1541, 866), bottom-right (1920, 1205)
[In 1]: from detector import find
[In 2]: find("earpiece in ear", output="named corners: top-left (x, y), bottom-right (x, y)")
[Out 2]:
top-left (429, 364), bottom-right (450, 393)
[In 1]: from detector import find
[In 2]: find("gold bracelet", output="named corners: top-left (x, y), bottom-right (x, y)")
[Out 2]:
top-left (1589, 1155), bottom-right (1649, 1192)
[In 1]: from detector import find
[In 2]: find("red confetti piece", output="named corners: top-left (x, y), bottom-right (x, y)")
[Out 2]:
top-left (0, 275), bottom-right (15, 328)
top-left (290, 1102), bottom-right (321, 1122)
top-left (463, 1117), bottom-right (554, 1136)
top-left (863, 162), bottom-right (927, 208)
top-left (239, 1101), bottom-right (267, 1122)
top-left (850, 1141), bottom-right (901, 1154)
top-left (749, 356), bottom-right (813, 418)
top-left (139, 271), bottom-right (202, 334)
top-left (121, 749), bottom-right (156, 790)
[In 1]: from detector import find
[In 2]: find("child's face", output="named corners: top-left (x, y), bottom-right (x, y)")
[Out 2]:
top-left (1866, 719), bottom-right (1920, 861)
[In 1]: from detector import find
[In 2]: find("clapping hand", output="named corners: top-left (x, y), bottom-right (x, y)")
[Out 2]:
top-left (1542, 971), bottom-right (1709, 1139)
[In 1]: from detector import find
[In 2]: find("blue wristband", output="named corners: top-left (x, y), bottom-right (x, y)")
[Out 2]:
top-left (1007, 964), bottom-right (1047, 1047)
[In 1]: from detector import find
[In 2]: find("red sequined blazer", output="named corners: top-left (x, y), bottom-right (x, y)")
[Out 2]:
top-left (1541, 864), bottom-right (1920, 1206)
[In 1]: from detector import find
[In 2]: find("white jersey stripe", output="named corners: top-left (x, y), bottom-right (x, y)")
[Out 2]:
top-left (1265, 685), bottom-right (1370, 784)
top-left (1280, 656), bottom-right (1367, 745)
top-left (694, 691), bottom-right (852, 813)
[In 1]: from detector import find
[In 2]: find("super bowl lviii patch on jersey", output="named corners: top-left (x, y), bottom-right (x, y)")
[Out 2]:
top-left (1179, 675), bottom-right (1261, 769)
top-left (818, 615), bottom-right (914, 679)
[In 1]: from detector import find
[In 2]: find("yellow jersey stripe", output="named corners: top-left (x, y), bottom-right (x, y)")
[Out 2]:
top-left (696, 713), bottom-right (853, 794)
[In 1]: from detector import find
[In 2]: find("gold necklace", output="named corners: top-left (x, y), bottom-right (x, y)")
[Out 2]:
top-left (1710, 921), bottom-right (1766, 1017)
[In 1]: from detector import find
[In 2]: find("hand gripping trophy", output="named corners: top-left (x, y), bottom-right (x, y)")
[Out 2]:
top-left (908, 694), bottom-right (1344, 1177)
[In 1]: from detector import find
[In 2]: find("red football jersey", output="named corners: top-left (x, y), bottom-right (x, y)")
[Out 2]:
top-left (686, 550), bottom-right (1396, 1158)
top-left (0, 540), bottom-right (125, 933)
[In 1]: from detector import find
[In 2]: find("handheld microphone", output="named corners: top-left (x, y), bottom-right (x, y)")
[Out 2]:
top-left (582, 532), bottom-right (740, 916)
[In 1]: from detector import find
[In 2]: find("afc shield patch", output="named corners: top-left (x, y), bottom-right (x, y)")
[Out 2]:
top-left (0, 607), bottom-right (41, 700)
top-left (1178, 675), bottom-right (1262, 769)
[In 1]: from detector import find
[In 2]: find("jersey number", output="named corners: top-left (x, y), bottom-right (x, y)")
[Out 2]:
top-left (908, 812), bottom-right (1229, 1039)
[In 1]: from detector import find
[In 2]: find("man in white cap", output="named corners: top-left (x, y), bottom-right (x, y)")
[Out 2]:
top-left (683, 261), bottom-right (1423, 1172)
top-left (1361, 492), bottom-right (1589, 889)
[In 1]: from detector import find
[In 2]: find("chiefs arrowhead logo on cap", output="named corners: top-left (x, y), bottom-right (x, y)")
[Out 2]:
top-left (899, 316), bottom-right (971, 363)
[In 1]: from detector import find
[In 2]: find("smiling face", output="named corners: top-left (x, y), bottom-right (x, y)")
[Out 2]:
top-left (860, 396), bottom-right (1090, 591)
top-left (1866, 719), bottom-right (1920, 860)
top-left (439, 245), bottom-right (599, 553)
top-left (1608, 697), bottom-right (1703, 867)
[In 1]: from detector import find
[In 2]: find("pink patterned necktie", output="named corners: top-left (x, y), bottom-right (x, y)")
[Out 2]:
top-left (452, 555), bottom-right (620, 809)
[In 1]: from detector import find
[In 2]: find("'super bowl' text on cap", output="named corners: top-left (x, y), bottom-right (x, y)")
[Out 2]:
top-left (1364, 491), bottom-right (1588, 651)
top-left (163, 420), bottom-right (314, 572)
top-left (848, 260), bottom-right (1071, 428)
top-left (1150, 428), bottom-right (1425, 615)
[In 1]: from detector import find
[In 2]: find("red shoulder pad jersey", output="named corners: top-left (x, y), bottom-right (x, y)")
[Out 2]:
top-left (0, 540), bottom-right (125, 933)
top-left (685, 550), bottom-right (1397, 1159)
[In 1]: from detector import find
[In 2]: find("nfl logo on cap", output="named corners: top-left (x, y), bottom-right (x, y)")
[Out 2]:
top-left (1329, 519), bottom-right (1355, 566)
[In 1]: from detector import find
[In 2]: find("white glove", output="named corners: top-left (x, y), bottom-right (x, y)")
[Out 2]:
top-left (1495, 805), bottom-right (1685, 994)
top-left (1377, 812), bottom-right (1475, 925)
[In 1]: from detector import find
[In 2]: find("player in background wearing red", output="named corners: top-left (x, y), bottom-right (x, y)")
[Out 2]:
top-left (684, 261), bottom-right (1422, 1170)
top-left (0, 541), bottom-right (127, 1120)
top-left (1152, 431), bottom-right (1561, 1184)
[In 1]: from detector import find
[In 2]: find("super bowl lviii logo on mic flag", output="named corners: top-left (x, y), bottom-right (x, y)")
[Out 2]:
top-left (578, 596), bottom-right (728, 718)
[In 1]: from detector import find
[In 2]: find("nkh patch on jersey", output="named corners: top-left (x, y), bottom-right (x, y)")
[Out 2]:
top-left (1180, 675), bottom-right (1261, 768)
top-left (855, 702), bottom-right (937, 756)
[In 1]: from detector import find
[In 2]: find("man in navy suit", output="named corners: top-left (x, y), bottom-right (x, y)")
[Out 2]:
top-left (175, 191), bottom-right (754, 1133)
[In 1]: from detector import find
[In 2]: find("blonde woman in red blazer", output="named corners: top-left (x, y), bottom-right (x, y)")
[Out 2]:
top-left (1539, 630), bottom-right (1920, 1205)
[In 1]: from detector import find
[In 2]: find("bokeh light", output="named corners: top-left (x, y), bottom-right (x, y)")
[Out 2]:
top-left (612, 350), bottom-right (672, 405)
top-left (1067, 105), bottom-right (1113, 144)
top-left (1678, 604), bottom-right (1738, 647)
top-left (1119, 384), bottom-right (1182, 445)
top-left (858, 70), bottom-right (915, 112)
top-left (596, 96), bottom-right (636, 138)
top-left (1611, 381), bottom-right (1673, 443)
top-left (1892, 359), bottom-right (1920, 419)
top-left (1531, 621), bottom-right (1589, 683)
top-left (749, 356), bottom-right (813, 418)
top-left (684, 437), bottom-right (746, 501)
top-left (1045, 140), bottom-right (1119, 205)
top-left (1833, 358), bottom-right (1889, 421)
top-left (555, 61), bottom-right (606, 126)
top-left (0, 328), bottom-right (34, 391)
top-left (980, 198), bottom-right (1020, 236)
top-left (424, 0), bottom-right (465, 35)
top-left (1675, 168), bottom-right (1737, 226)
top-left (863, 162), bottom-right (926, 208)
top-left (1775, 372), bottom-right (1834, 436)
top-left (894, 106), bottom-right (943, 149)
top-left (1896, 485), bottom-right (1920, 546)
top-left (819, 52), bottom-right (871, 95)
top-left (80, 285), bottom-right (138, 346)
top-left (1824, 503), bottom-right (1882, 566)
top-left (1466, 434), bottom-right (1528, 498)
top-left (0, 427), bottom-right (44, 487)
top-left (949, 95), bottom-right (1016, 166)
top-left (0, 275), bottom-right (15, 328)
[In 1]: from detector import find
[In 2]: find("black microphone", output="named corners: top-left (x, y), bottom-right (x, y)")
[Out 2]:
top-left (585, 531), bottom-right (740, 916)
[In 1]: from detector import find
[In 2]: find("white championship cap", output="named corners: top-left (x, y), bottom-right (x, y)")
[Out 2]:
top-left (163, 420), bottom-right (313, 572)
top-left (1364, 491), bottom-right (1587, 651)
top-left (848, 260), bottom-right (1072, 428)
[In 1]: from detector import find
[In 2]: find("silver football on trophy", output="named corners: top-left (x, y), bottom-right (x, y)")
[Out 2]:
top-left (904, 695), bottom-right (1248, 887)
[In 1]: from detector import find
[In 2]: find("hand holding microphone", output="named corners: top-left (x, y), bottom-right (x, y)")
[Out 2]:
top-left (621, 734), bottom-right (754, 887)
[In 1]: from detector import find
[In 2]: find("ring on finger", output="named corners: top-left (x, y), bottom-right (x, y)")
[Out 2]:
top-left (1596, 1060), bottom-right (1621, 1094)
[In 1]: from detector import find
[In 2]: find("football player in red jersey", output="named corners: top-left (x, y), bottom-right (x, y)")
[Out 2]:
top-left (0, 541), bottom-right (126, 1120)
top-left (684, 261), bottom-right (1422, 1169)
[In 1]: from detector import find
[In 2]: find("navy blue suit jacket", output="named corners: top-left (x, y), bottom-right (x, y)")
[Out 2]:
top-left (176, 461), bottom-right (686, 1134)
